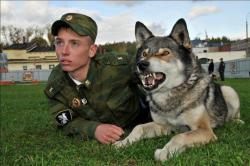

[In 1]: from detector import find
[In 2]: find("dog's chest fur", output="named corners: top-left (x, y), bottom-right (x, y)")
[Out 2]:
top-left (148, 90), bottom-right (185, 126)
top-left (147, 77), bottom-right (210, 127)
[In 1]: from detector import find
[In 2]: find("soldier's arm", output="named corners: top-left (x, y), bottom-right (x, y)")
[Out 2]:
top-left (48, 98), bottom-right (125, 143)
top-left (44, 66), bottom-right (102, 140)
top-left (47, 97), bottom-right (101, 140)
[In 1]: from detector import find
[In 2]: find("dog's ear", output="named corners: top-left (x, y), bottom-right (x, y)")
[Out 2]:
top-left (170, 19), bottom-right (191, 49)
top-left (135, 21), bottom-right (154, 48)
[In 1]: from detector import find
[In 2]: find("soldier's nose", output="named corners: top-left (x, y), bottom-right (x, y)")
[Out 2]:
top-left (137, 60), bottom-right (149, 71)
top-left (62, 44), bottom-right (70, 55)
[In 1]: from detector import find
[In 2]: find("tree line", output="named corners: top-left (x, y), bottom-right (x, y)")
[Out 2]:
top-left (0, 24), bottom-right (137, 55)
top-left (1, 25), bottom-right (239, 54)
top-left (194, 36), bottom-right (233, 44)
top-left (1, 25), bottom-right (54, 48)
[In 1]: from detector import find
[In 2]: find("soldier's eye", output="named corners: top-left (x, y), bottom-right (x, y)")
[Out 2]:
top-left (71, 41), bottom-right (80, 48)
top-left (54, 40), bottom-right (64, 47)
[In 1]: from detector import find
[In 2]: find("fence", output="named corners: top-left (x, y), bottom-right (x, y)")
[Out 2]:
top-left (1, 58), bottom-right (250, 82)
top-left (201, 57), bottom-right (250, 78)
top-left (0, 69), bottom-right (52, 82)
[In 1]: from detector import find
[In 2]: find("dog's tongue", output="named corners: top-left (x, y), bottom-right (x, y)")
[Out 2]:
top-left (145, 73), bottom-right (164, 85)
top-left (145, 75), bottom-right (155, 85)
top-left (155, 73), bottom-right (164, 80)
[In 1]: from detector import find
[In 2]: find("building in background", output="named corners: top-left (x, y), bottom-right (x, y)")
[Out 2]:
top-left (1, 39), bottom-right (249, 82)
top-left (3, 43), bottom-right (58, 71)
top-left (196, 50), bottom-right (246, 63)
top-left (231, 38), bottom-right (250, 51)
top-left (191, 38), bottom-right (247, 64)
top-left (231, 38), bottom-right (250, 57)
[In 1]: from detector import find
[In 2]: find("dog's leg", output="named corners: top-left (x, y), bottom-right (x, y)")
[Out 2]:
top-left (154, 114), bottom-right (217, 162)
top-left (114, 122), bottom-right (172, 148)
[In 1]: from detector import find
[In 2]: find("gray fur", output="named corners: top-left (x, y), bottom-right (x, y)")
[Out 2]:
top-left (135, 19), bottom-right (239, 128)
top-left (114, 18), bottom-right (242, 162)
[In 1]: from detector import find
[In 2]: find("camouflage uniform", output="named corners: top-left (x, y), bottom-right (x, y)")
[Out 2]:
top-left (51, 13), bottom-right (98, 42)
top-left (44, 52), bottom-right (149, 139)
top-left (44, 13), bottom-right (150, 140)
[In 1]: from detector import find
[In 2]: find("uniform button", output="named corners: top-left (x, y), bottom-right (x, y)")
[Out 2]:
top-left (81, 98), bottom-right (88, 105)
top-left (49, 87), bottom-right (53, 93)
top-left (84, 80), bottom-right (91, 87)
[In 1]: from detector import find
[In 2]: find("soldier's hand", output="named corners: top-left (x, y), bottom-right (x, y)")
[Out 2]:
top-left (94, 124), bottom-right (124, 144)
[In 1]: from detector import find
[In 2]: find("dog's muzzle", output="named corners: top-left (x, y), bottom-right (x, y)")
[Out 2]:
top-left (137, 60), bottom-right (150, 72)
top-left (137, 60), bottom-right (166, 90)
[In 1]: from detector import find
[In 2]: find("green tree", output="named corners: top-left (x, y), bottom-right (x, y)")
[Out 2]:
top-left (221, 36), bottom-right (230, 44)
top-left (126, 41), bottom-right (136, 55)
top-left (101, 41), bottom-right (136, 55)
top-left (207, 36), bottom-right (232, 44)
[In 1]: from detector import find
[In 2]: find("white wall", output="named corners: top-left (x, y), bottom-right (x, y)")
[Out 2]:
top-left (8, 62), bottom-right (59, 71)
top-left (195, 51), bottom-right (246, 62)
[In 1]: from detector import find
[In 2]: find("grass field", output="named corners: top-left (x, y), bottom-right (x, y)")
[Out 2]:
top-left (1, 79), bottom-right (250, 166)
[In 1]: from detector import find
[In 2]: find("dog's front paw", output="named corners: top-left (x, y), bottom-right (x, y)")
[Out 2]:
top-left (233, 119), bottom-right (245, 124)
top-left (113, 140), bottom-right (128, 148)
top-left (154, 148), bottom-right (172, 162)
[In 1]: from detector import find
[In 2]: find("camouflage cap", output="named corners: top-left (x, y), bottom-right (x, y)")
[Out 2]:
top-left (51, 13), bottom-right (98, 42)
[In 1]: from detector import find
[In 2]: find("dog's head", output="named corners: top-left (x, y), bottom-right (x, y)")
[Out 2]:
top-left (135, 19), bottom-right (196, 92)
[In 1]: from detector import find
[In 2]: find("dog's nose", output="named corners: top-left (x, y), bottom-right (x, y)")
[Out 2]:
top-left (137, 60), bottom-right (149, 71)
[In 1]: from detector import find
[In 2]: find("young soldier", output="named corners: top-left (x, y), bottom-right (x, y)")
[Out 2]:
top-left (208, 59), bottom-right (214, 75)
top-left (44, 13), bottom-right (150, 144)
top-left (218, 58), bottom-right (225, 81)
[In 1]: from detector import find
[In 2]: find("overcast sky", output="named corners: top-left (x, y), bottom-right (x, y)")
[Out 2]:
top-left (1, 0), bottom-right (250, 44)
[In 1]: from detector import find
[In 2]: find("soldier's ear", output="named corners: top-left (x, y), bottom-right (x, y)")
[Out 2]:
top-left (89, 44), bottom-right (97, 58)
top-left (135, 21), bottom-right (154, 48)
top-left (170, 18), bottom-right (191, 49)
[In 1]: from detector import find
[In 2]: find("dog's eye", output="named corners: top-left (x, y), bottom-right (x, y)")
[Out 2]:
top-left (157, 51), bottom-right (169, 57)
top-left (164, 51), bottom-right (170, 55)
top-left (142, 52), bottom-right (147, 57)
top-left (156, 50), bottom-right (170, 57)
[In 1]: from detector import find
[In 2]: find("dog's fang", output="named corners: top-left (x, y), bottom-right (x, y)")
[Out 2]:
top-left (141, 79), bottom-right (146, 86)
top-left (153, 73), bottom-right (156, 79)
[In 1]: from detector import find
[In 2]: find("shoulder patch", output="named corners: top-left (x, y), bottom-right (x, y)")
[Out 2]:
top-left (44, 79), bottom-right (64, 98)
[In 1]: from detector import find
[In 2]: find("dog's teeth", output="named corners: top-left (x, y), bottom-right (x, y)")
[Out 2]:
top-left (153, 73), bottom-right (156, 79)
top-left (142, 74), bottom-right (147, 80)
top-left (141, 79), bottom-right (146, 86)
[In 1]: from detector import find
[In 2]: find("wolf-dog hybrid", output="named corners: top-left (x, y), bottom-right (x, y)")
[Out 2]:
top-left (114, 19), bottom-right (243, 162)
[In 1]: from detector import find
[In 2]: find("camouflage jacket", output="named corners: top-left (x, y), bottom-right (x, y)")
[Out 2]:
top-left (44, 52), bottom-right (143, 140)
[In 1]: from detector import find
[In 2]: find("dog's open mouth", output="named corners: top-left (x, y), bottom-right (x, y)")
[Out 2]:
top-left (139, 72), bottom-right (166, 90)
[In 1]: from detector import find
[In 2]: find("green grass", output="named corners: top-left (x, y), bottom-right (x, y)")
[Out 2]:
top-left (1, 79), bottom-right (250, 166)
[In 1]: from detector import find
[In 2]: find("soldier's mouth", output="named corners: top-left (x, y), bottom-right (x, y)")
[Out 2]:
top-left (139, 72), bottom-right (166, 90)
top-left (60, 60), bottom-right (72, 65)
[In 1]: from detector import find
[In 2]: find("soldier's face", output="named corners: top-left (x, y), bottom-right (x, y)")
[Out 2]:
top-left (55, 28), bottom-right (97, 74)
